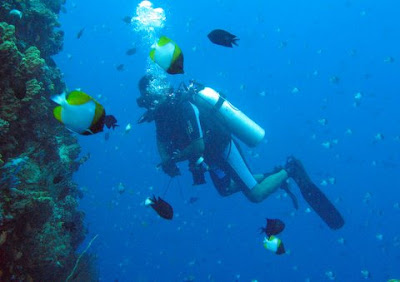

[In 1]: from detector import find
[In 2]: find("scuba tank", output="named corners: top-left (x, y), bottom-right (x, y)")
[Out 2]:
top-left (183, 82), bottom-right (265, 147)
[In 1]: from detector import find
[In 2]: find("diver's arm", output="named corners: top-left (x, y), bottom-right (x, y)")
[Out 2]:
top-left (171, 138), bottom-right (205, 163)
top-left (157, 138), bottom-right (181, 177)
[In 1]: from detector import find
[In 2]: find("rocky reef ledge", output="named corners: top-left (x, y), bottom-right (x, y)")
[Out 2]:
top-left (1, 1), bottom-right (97, 281)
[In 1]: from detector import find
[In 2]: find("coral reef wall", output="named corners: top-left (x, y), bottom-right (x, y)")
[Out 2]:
top-left (0, 1), bottom-right (97, 281)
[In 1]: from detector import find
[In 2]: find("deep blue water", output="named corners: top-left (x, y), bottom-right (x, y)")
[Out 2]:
top-left (54, 0), bottom-right (400, 281)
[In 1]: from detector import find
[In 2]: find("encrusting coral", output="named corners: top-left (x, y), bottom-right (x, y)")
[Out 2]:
top-left (0, 1), bottom-right (98, 281)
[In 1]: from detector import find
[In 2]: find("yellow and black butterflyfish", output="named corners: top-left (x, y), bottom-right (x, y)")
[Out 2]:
top-left (150, 36), bottom-right (184, 75)
top-left (51, 90), bottom-right (118, 135)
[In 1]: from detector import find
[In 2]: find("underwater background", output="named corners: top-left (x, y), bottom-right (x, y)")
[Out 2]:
top-left (1, 0), bottom-right (399, 281)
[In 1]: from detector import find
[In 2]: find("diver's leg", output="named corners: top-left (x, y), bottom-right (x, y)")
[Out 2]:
top-left (229, 174), bottom-right (265, 190)
top-left (253, 174), bottom-right (266, 182)
top-left (209, 167), bottom-right (241, 197)
top-left (251, 172), bottom-right (298, 209)
top-left (243, 170), bottom-right (288, 203)
top-left (218, 140), bottom-right (289, 202)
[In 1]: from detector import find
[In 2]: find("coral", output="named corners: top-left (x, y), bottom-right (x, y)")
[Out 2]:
top-left (0, 22), bottom-right (20, 77)
top-left (0, 231), bottom-right (6, 245)
top-left (0, 0), bottom-right (97, 281)
top-left (19, 158), bottom-right (42, 184)
top-left (25, 78), bottom-right (43, 98)
top-left (0, 21), bottom-right (64, 158)
top-left (19, 0), bottom-right (64, 57)
top-left (0, 119), bottom-right (10, 135)
top-left (0, 0), bottom-right (64, 56)
top-left (21, 46), bottom-right (45, 76)
top-left (41, 0), bottom-right (66, 14)
top-left (0, 21), bottom-right (15, 42)
top-left (58, 143), bottom-right (81, 164)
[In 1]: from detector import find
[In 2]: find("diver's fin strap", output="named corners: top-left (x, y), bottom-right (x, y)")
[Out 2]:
top-left (212, 96), bottom-right (225, 112)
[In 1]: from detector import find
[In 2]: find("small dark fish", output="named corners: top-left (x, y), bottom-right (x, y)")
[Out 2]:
top-left (207, 29), bottom-right (239, 48)
top-left (149, 195), bottom-right (173, 220)
top-left (104, 132), bottom-right (110, 141)
top-left (76, 27), bottom-right (85, 39)
top-left (122, 16), bottom-right (132, 24)
top-left (53, 175), bottom-right (64, 184)
top-left (117, 183), bottom-right (126, 194)
top-left (330, 75), bottom-right (340, 84)
top-left (116, 64), bottom-right (125, 71)
top-left (126, 47), bottom-right (137, 56)
top-left (279, 41), bottom-right (288, 48)
top-left (62, 221), bottom-right (77, 232)
top-left (260, 218), bottom-right (285, 237)
top-left (104, 115), bottom-right (118, 129)
top-left (188, 197), bottom-right (199, 204)
top-left (384, 56), bottom-right (395, 63)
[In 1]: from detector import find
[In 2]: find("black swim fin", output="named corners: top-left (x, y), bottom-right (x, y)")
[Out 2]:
top-left (285, 157), bottom-right (345, 230)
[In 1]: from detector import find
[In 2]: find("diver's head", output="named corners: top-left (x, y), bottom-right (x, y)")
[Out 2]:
top-left (136, 75), bottom-right (173, 110)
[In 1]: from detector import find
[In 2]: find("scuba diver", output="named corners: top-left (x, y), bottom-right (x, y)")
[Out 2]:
top-left (136, 75), bottom-right (344, 230)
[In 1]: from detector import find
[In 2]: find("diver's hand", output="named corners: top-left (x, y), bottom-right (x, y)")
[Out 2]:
top-left (161, 159), bottom-right (181, 177)
top-left (188, 157), bottom-right (208, 185)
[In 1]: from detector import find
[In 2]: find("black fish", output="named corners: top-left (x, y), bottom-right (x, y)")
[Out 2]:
top-left (116, 64), bottom-right (125, 71)
top-left (260, 218), bottom-right (285, 237)
top-left (76, 27), bottom-right (85, 39)
top-left (122, 16), bottom-right (132, 24)
top-left (149, 195), bottom-right (173, 220)
top-left (104, 115), bottom-right (118, 129)
top-left (207, 29), bottom-right (239, 47)
top-left (126, 47), bottom-right (137, 56)
top-left (104, 132), bottom-right (110, 141)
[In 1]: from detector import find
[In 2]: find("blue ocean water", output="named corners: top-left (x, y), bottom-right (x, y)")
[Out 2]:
top-left (54, 0), bottom-right (400, 281)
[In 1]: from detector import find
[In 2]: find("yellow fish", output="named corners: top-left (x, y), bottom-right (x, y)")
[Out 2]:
top-left (52, 90), bottom-right (118, 135)
top-left (150, 36), bottom-right (184, 74)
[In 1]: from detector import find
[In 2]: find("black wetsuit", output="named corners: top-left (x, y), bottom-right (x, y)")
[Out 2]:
top-left (155, 99), bottom-right (257, 194)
